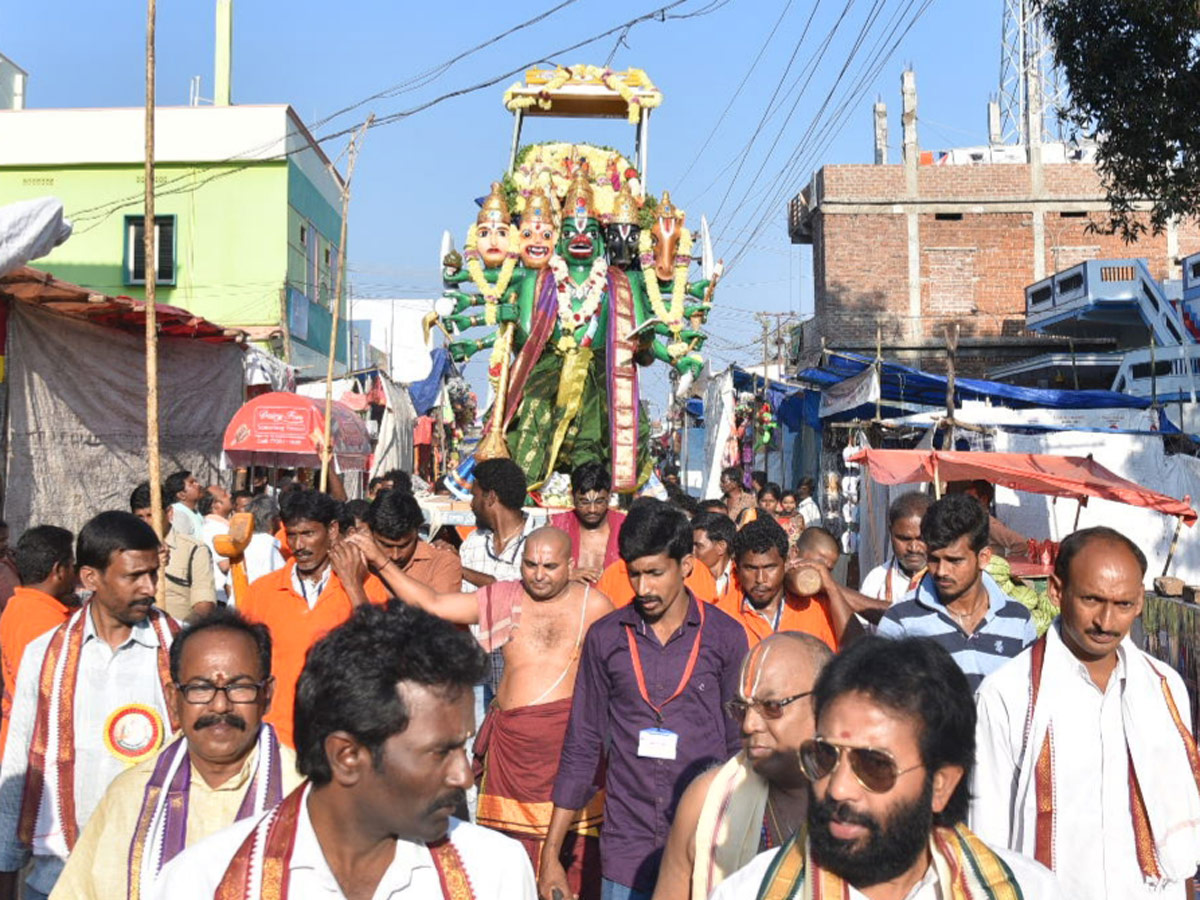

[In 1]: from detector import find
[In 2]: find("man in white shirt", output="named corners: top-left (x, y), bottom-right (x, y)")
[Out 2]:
top-left (713, 636), bottom-right (1066, 900)
top-left (971, 526), bottom-right (1200, 900)
top-left (242, 495), bottom-right (286, 588)
top-left (795, 476), bottom-right (822, 529)
top-left (0, 512), bottom-right (179, 900)
top-left (859, 491), bottom-right (931, 607)
top-left (151, 601), bottom-right (537, 899)
top-left (165, 470), bottom-right (206, 538)
top-left (199, 485), bottom-right (233, 604)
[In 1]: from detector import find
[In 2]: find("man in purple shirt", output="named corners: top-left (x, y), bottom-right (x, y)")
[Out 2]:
top-left (539, 499), bottom-right (748, 900)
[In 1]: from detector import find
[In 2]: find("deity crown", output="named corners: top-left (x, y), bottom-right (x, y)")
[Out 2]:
top-left (477, 182), bottom-right (512, 226)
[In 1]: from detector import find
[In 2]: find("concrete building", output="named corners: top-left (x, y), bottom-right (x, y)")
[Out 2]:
top-left (788, 71), bottom-right (1200, 375)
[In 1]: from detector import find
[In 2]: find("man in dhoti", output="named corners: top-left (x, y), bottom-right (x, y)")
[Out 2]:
top-left (971, 526), bottom-right (1200, 899)
top-left (0, 512), bottom-right (180, 900)
top-left (652, 632), bottom-right (832, 900)
top-left (151, 603), bottom-right (536, 899)
top-left (51, 607), bottom-right (301, 899)
top-left (549, 461), bottom-right (627, 583)
top-left (352, 526), bottom-right (612, 899)
top-left (713, 637), bottom-right (1066, 900)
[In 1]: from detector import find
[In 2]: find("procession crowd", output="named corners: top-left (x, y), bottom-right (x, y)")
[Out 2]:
top-left (0, 456), bottom-right (1193, 900)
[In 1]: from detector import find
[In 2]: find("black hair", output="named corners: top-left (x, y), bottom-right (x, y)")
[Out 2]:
top-left (77, 511), bottom-right (160, 572)
top-left (382, 469), bottom-right (414, 495)
top-left (781, 490), bottom-right (799, 504)
top-left (367, 490), bottom-right (425, 540)
top-left (344, 499), bottom-right (371, 524)
top-left (813, 636), bottom-right (975, 826)
top-left (474, 458), bottom-right (527, 511)
top-left (368, 476), bottom-right (385, 492)
top-left (129, 481), bottom-right (156, 513)
top-left (920, 493), bottom-right (989, 554)
top-left (169, 606), bottom-right (272, 684)
top-left (750, 469), bottom-right (768, 488)
top-left (692, 511), bottom-right (737, 552)
top-left (14, 525), bottom-right (74, 585)
top-left (248, 495), bottom-right (280, 534)
top-left (231, 490), bottom-right (252, 506)
top-left (164, 470), bottom-right (191, 502)
top-left (570, 460), bottom-right (611, 494)
top-left (798, 476), bottom-right (816, 492)
top-left (294, 601), bottom-right (488, 785)
top-left (280, 490), bottom-right (340, 528)
top-left (758, 482), bottom-right (782, 502)
top-left (888, 491), bottom-right (932, 528)
top-left (618, 498), bottom-right (693, 563)
top-left (698, 498), bottom-right (729, 514)
top-left (721, 465), bottom-right (744, 484)
top-left (197, 492), bottom-right (215, 516)
top-left (732, 515), bottom-right (789, 561)
top-left (1054, 526), bottom-right (1148, 582)
top-left (796, 525), bottom-right (839, 559)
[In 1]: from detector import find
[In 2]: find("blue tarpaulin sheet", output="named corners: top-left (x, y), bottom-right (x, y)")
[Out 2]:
top-left (407, 348), bottom-right (454, 416)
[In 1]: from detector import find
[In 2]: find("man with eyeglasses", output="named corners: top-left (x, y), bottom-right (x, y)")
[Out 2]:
top-left (550, 461), bottom-right (627, 585)
top-left (652, 632), bottom-right (832, 900)
top-left (711, 637), bottom-right (1065, 900)
top-left (51, 607), bottom-right (301, 899)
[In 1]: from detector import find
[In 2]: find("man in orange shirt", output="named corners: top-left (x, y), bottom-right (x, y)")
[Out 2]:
top-left (692, 512), bottom-right (738, 606)
top-left (240, 491), bottom-right (387, 748)
top-left (0, 526), bottom-right (78, 754)
top-left (363, 490), bottom-right (462, 593)
top-left (717, 517), bottom-right (839, 650)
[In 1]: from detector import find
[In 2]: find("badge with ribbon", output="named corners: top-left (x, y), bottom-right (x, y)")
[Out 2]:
top-left (103, 704), bottom-right (165, 764)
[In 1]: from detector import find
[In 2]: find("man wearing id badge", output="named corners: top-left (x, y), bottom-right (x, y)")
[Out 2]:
top-left (540, 500), bottom-right (748, 900)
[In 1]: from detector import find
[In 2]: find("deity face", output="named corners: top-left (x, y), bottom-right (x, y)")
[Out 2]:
top-left (518, 220), bottom-right (556, 269)
top-left (604, 223), bottom-right (642, 270)
top-left (559, 217), bottom-right (604, 266)
top-left (476, 221), bottom-right (511, 268)
top-left (651, 213), bottom-right (683, 282)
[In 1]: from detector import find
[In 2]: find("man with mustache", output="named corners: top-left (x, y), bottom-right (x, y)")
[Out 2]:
top-left (972, 527), bottom-right (1200, 899)
top-left (50, 607), bottom-right (301, 899)
top-left (240, 489), bottom-right (388, 748)
top-left (0, 513), bottom-right (181, 900)
top-left (876, 494), bottom-right (1035, 692)
top-left (712, 637), bottom-right (1066, 900)
top-left (549, 461), bottom-right (627, 584)
top-left (356, 525), bottom-right (612, 899)
top-left (652, 632), bottom-right (832, 900)
top-left (152, 602), bottom-right (537, 899)
top-left (540, 500), bottom-right (747, 900)
top-left (859, 492), bottom-right (931, 608)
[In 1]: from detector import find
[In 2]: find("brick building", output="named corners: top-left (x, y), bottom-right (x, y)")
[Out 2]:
top-left (788, 72), bottom-right (1200, 376)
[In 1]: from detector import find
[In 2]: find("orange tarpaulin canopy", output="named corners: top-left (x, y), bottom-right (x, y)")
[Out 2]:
top-left (846, 449), bottom-right (1197, 525)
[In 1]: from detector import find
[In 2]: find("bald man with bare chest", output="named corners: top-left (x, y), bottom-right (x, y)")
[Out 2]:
top-left (351, 527), bottom-right (612, 899)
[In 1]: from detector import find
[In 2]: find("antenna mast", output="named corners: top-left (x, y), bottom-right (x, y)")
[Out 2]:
top-left (998, 0), bottom-right (1068, 145)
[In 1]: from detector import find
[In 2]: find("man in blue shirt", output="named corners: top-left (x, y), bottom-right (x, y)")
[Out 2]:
top-left (877, 493), bottom-right (1035, 691)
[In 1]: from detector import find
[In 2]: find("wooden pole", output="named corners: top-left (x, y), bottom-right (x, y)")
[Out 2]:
top-left (943, 322), bottom-right (959, 451)
top-left (320, 115), bottom-right (373, 493)
top-left (144, 0), bottom-right (164, 561)
top-left (874, 325), bottom-right (883, 422)
top-left (760, 314), bottom-right (770, 481)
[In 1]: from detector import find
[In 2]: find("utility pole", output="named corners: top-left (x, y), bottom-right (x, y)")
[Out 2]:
top-left (144, 0), bottom-right (164, 563)
top-left (755, 311), bottom-right (797, 482)
top-left (320, 114), bottom-right (373, 493)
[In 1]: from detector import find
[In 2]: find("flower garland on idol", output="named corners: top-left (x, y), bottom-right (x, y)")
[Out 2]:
top-left (550, 255), bottom-right (608, 352)
top-left (463, 223), bottom-right (519, 326)
top-left (638, 227), bottom-right (694, 358)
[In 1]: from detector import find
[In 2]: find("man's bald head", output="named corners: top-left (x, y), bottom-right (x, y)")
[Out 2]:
top-left (795, 526), bottom-right (839, 571)
top-left (521, 527), bottom-right (573, 601)
top-left (737, 631), bottom-right (832, 783)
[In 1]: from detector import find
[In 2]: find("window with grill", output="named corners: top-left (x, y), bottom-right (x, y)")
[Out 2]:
top-left (124, 215), bottom-right (176, 285)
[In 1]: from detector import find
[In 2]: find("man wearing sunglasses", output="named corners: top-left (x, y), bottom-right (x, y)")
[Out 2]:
top-left (972, 527), bottom-right (1200, 900)
top-left (51, 607), bottom-right (301, 899)
top-left (549, 462), bottom-right (627, 585)
top-left (652, 632), bottom-right (832, 900)
top-left (712, 636), bottom-right (1064, 899)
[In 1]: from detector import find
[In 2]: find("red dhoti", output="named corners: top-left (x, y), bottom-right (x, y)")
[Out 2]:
top-left (474, 697), bottom-right (603, 900)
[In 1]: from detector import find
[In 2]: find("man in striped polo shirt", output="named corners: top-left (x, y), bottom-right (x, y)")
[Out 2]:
top-left (876, 493), bottom-right (1035, 691)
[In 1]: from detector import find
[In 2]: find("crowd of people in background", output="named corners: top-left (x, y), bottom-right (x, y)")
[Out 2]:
top-left (0, 459), bottom-right (1190, 900)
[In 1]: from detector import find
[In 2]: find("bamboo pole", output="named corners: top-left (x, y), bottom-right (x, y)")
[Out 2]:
top-left (144, 0), bottom-right (164, 558)
top-left (320, 115), bottom-right (373, 493)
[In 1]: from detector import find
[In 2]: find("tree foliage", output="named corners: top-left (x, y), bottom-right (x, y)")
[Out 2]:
top-left (1041, 0), bottom-right (1200, 239)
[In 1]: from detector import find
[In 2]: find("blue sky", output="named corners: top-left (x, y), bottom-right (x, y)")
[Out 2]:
top-left (5, 0), bottom-right (1002, 409)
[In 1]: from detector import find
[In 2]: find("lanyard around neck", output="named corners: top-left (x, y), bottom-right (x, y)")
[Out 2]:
top-left (624, 598), bottom-right (706, 722)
